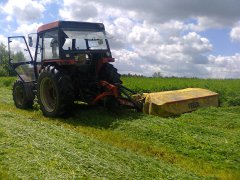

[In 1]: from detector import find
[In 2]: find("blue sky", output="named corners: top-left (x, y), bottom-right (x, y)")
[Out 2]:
top-left (0, 0), bottom-right (240, 78)
top-left (200, 28), bottom-right (240, 56)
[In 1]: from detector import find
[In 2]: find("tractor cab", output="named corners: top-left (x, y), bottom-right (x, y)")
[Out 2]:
top-left (31, 21), bottom-right (111, 63)
top-left (9, 21), bottom-right (113, 83)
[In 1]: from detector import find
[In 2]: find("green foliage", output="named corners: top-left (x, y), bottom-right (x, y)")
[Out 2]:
top-left (11, 51), bottom-right (27, 63)
top-left (121, 73), bottom-right (144, 77)
top-left (0, 77), bottom-right (16, 87)
top-left (0, 43), bottom-right (15, 76)
top-left (0, 66), bottom-right (8, 76)
top-left (0, 77), bottom-right (239, 179)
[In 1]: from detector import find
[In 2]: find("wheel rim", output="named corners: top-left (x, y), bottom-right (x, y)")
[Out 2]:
top-left (40, 77), bottom-right (57, 112)
top-left (15, 85), bottom-right (24, 106)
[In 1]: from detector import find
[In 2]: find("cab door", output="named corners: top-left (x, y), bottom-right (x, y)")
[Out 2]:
top-left (8, 36), bottom-right (36, 82)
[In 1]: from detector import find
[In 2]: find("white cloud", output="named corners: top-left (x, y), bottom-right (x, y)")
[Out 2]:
top-left (230, 23), bottom-right (240, 42)
top-left (72, 0), bottom-right (240, 28)
top-left (6, 15), bottom-right (12, 22)
top-left (112, 23), bottom-right (213, 77)
top-left (0, 35), bottom-right (7, 46)
top-left (14, 23), bottom-right (43, 37)
top-left (59, 0), bottom-right (98, 21)
top-left (208, 54), bottom-right (240, 78)
top-left (181, 32), bottom-right (212, 54)
top-left (1, 0), bottom-right (45, 23)
top-left (39, 0), bottom-right (56, 5)
top-left (58, 1), bottom-right (219, 77)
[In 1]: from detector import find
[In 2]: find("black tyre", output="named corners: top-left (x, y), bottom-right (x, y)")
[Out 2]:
top-left (37, 65), bottom-right (74, 117)
top-left (99, 63), bottom-right (122, 85)
top-left (98, 63), bottom-right (122, 108)
top-left (13, 80), bottom-right (34, 109)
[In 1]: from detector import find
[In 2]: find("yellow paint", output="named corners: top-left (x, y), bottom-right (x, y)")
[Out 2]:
top-left (135, 88), bottom-right (218, 117)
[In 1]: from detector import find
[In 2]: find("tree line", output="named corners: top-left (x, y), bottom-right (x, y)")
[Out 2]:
top-left (122, 72), bottom-right (163, 78)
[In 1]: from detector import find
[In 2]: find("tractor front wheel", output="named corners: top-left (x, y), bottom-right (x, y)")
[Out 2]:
top-left (13, 80), bottom-right (34, 109)
top-left (37, 66), bottom-right (74, 117)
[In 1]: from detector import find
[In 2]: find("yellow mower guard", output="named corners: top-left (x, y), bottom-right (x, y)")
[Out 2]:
top-left (133, 88), bottom-right (218, 117)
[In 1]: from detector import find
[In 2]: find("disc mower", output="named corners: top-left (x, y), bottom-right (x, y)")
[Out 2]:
top-left (8, 21), bottom-right (218, 117)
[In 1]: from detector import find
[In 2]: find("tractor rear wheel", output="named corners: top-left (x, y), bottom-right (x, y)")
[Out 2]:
top-left (13, 80), bottom-right (34, 109)
top-left (99, 63), bottom-right (122, 85)
top-left (37, 65), bottom-right (74, 117)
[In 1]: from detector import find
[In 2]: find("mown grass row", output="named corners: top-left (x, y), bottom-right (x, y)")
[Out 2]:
top-left (0, 104), bottom-right (204, 179)
top-left (0, 76), bottom-right (240, 179)
top-left (0, 102), bottom-right (239, 179)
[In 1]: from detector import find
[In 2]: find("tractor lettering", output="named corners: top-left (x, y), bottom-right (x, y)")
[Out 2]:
top-left (188, 102), bottom-right (200, 109)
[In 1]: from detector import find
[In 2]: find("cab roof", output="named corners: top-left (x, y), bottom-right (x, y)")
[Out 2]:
top-left (37, 21), bottom-right (105, 33)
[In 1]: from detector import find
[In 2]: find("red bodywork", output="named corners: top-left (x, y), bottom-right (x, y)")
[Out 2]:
top-left (92, 80), bottom-right (136, 108)
top-left (37, 21), bottom-right (60, 33)
top-left (41, 57), bottom-right (114, 73)
top-left (93, 81), bottom-right (118, 104)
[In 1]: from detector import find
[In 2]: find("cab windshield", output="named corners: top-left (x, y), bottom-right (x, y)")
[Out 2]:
top-left (62, 30), bottom-right (108, 50)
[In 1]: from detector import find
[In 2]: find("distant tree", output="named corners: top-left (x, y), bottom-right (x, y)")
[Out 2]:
top-left (0, 66), bottom-right (8, 76)
top-left (152, 71), bottom-right (162, 78)
top-left (13, 51), bottom-right (26, 62)
top-left (121, 73), bottom-right (144, 77)
top-left (0, 43), bottom-right (15, 76)
top-left (0, 43), bottom-right (8, 64)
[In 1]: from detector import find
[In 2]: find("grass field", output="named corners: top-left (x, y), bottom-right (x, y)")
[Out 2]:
top-left (0, 77), bottom-right (240, 179)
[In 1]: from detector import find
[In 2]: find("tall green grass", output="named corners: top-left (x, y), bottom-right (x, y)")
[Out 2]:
top-left (0, 77), bottom-right (15, 87)
top-left (122, 76), bottom-right (240, 106)
top-left (0, 77), bottom-right (15, 105)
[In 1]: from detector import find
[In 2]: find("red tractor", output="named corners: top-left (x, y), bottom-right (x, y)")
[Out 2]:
top-left (8, 21), bottom-right (138, 117)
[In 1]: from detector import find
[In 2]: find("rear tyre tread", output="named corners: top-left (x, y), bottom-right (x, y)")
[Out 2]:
top-left (99, 63), bottom-right (122, 85)
top-left (13, 80), bottom-right (34, 109)
top-left (37, 65), bottom-right (74, 117)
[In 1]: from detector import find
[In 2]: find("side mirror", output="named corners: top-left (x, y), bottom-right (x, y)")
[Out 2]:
top-left (28, 36), bottom-right (33, 47)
